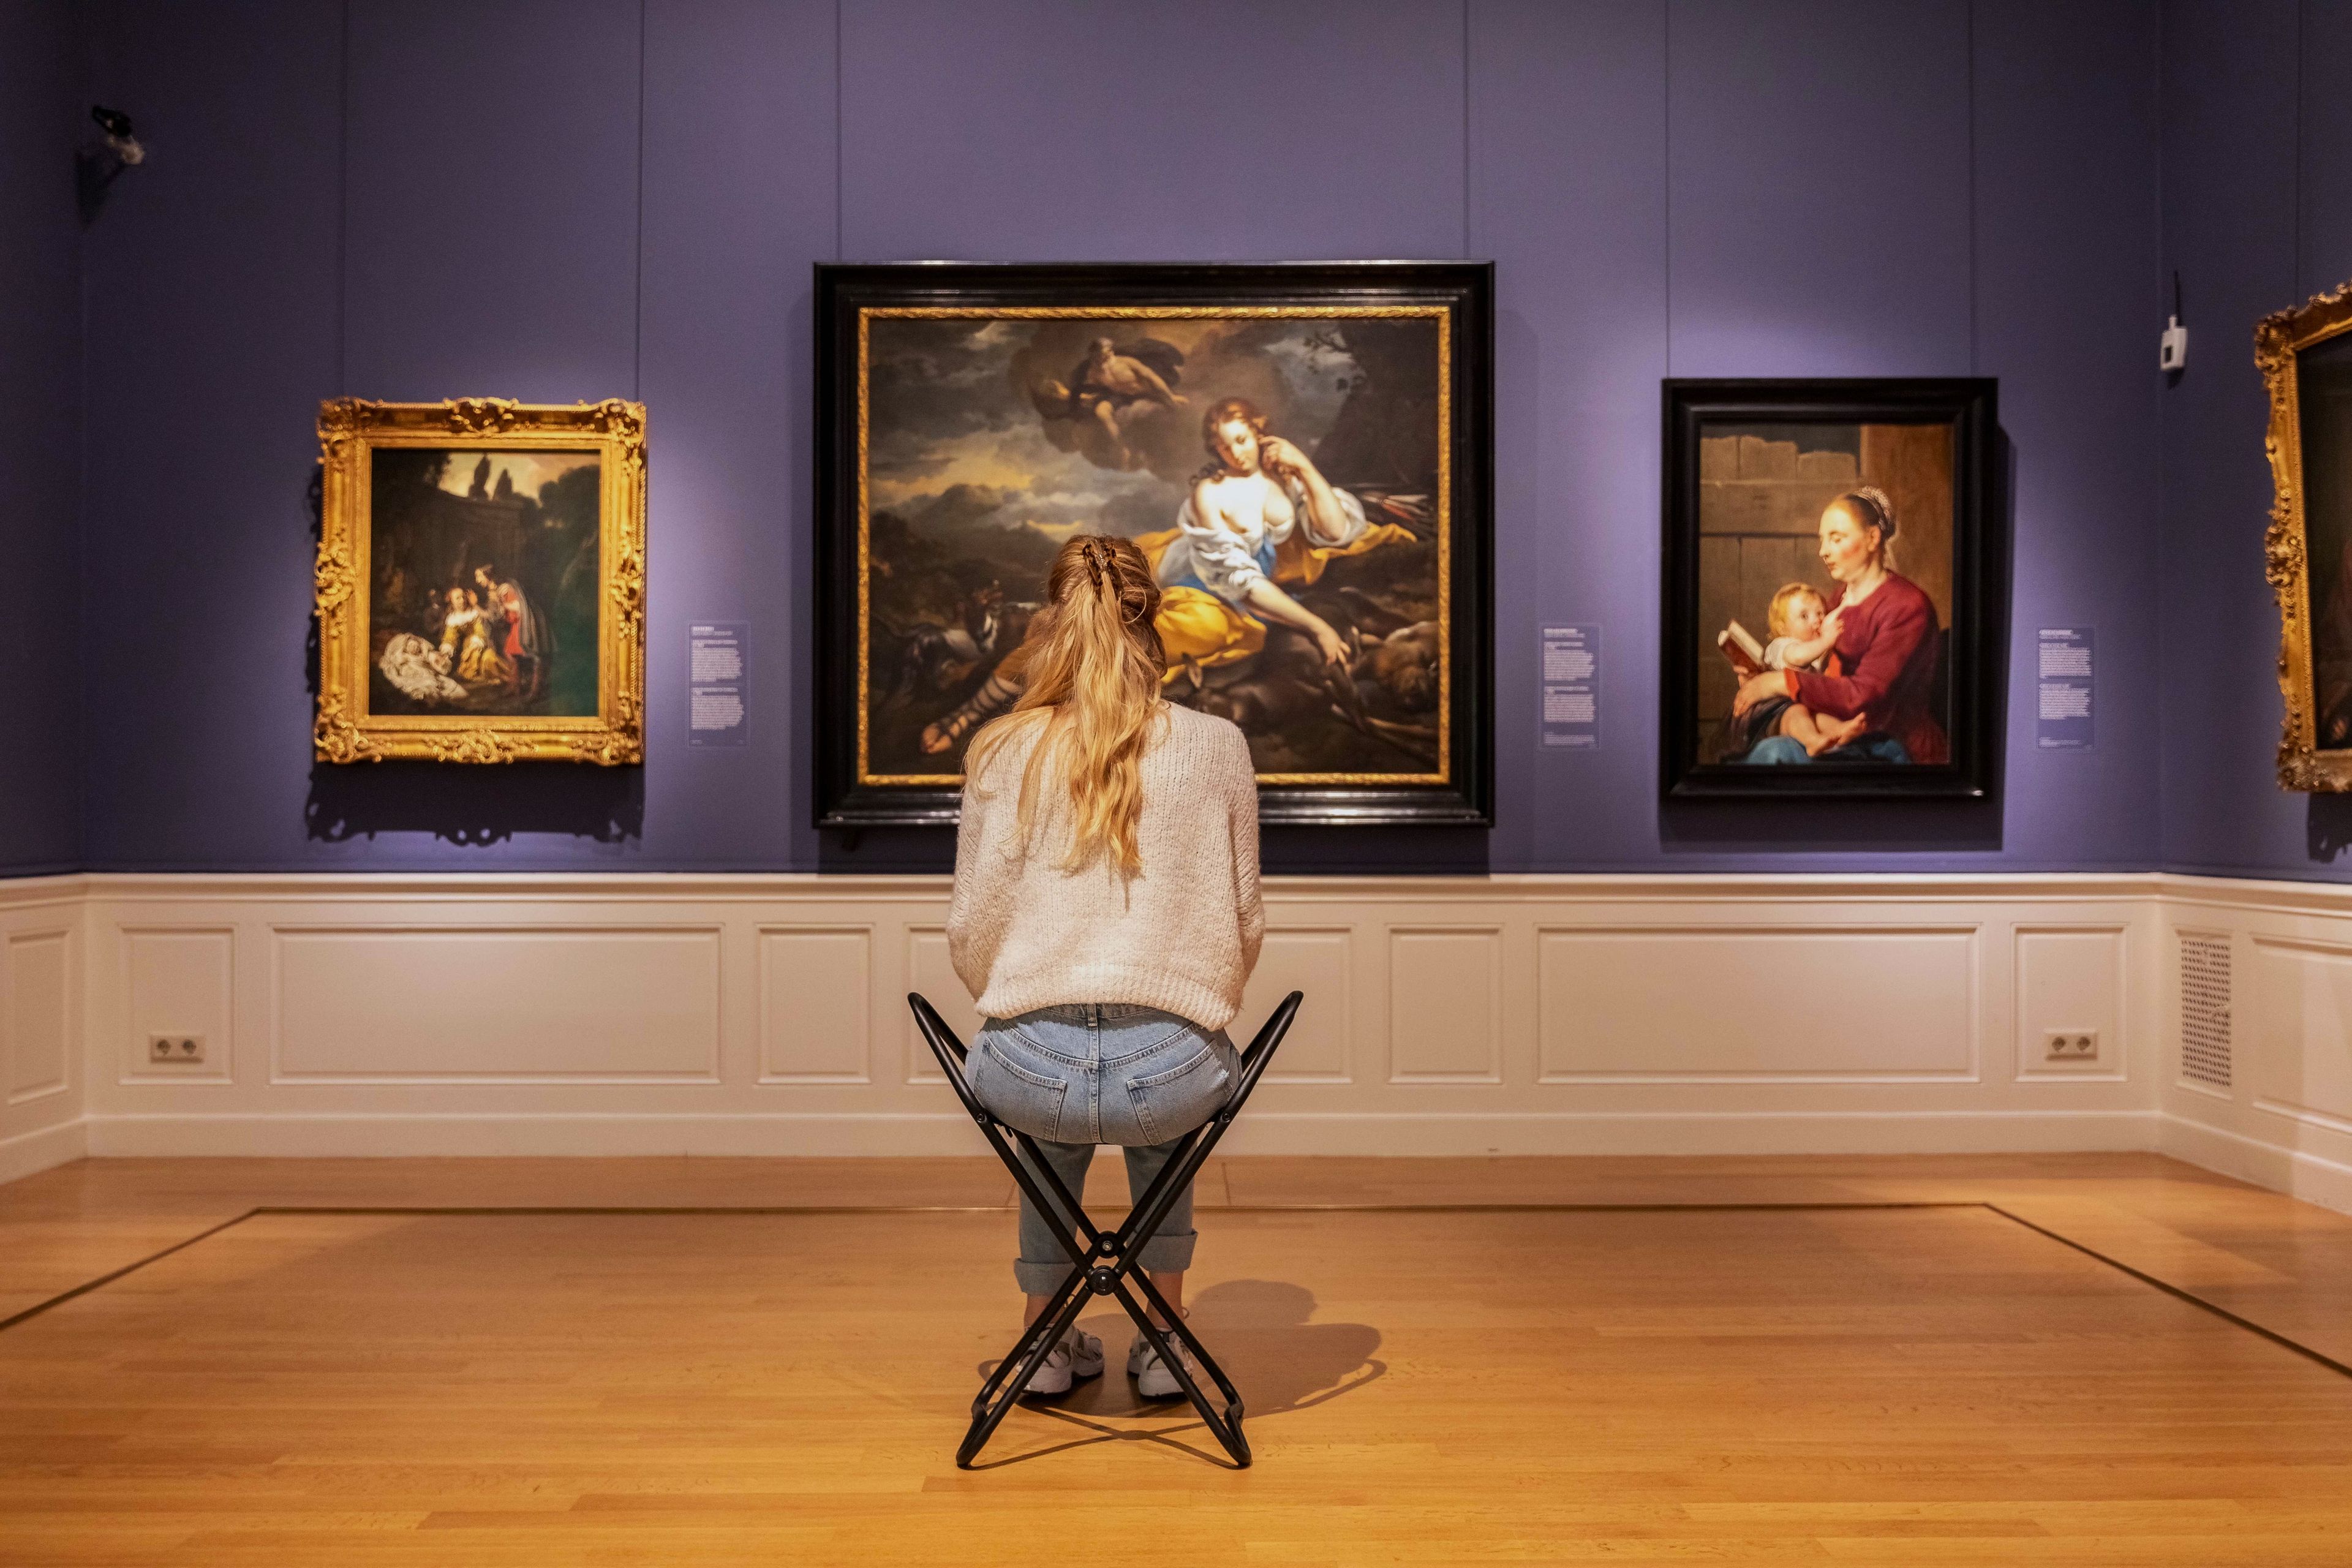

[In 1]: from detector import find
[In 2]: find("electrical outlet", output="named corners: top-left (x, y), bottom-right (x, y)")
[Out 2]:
top-left (2043, 1030), bottom-right (2098, 1061)
top-left (147, 1033), bottom-right (205, 1064)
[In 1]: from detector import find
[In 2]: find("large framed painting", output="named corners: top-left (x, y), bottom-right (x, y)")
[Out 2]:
top-left (2260, 281), bottom-right (2352, 791)
top-left (314, 397), bottom-right (646, 764)
top-left (1660, 379), bottom-right (1999, 799)
top-left (813, 262), bottom-right (1493, 828)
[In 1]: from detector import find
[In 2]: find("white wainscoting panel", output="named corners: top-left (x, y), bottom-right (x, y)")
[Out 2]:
top-left (1243, 927), bottom-right (1353, 1082)
top-left (2248, 935), bottom-right (2352, 1133)
top-left (759, 926), bottom-right (872, 1084)
top-left (7, 869), bottom-right (2295, 1175)
top-left (1537, 925), bottom-right (1977, 1082)
top-left (5, 869), bottom-right (2345, 1218)
top-left (121, 927), bottom-right (235, 1085)
top-left (2159, 878), bottom-right (2352, 1216)
top-left (0, 880), bottom-right (82, 1182)
top-left (2013, 925), bottom-right (2127, 1082)
top-left (272, 925), bottom-right (723, 1082)
top-left (1387, 927), bottom-right (1502, 1084)
top-left (6, 929), bottom-right (72, 1105)
top-left (902, 927), bottom-right (973, 1084)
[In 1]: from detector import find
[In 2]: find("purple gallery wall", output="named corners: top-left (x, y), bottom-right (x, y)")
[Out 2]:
top-left (67, 0), bottom-right (2167, 876)
top-left (2159, 0), bottom-right (2352, 882)
top-left (0, 0), bottom-right (84, 874)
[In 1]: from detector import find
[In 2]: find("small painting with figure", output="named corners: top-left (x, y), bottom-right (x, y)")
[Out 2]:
top-left (313, 397), bottom-right (646, 765)
top-left (364, 447), bottom-right (599, 720)
top-left (1662, 380), bottom-right (1998, 800)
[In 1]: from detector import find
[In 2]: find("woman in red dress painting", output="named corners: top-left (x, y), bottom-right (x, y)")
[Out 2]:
top-left (1729, 486), bottom-right (1947, 766)
top-left (474, 564), bottom-right (549, 703)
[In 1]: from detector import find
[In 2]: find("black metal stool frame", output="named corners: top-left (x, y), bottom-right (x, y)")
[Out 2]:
top-left (908, 990), bottom-right (1301, 1469)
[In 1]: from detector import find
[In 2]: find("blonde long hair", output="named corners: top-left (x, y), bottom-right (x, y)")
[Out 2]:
top-left (966, 535), bottom-right (1166, 874)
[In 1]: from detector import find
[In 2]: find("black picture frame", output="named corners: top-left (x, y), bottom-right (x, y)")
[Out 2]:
top-left (1659, 378), bottom-right (2000, 800)
top-left (815, 262), bottom-right (1494, 829)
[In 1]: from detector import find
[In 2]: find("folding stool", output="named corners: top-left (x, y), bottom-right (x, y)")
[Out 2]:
top-left (908, 990), bottom-right (1302, 1469)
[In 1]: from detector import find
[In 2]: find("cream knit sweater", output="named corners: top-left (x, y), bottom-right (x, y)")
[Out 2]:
top-left (947, 703), bottom-right (1263, 1031)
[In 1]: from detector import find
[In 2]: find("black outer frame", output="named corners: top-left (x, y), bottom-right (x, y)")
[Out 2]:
top-left (814, 261), bottom-right (1495, 830)
top-left (1658, 378), bottom-right (2000, 800)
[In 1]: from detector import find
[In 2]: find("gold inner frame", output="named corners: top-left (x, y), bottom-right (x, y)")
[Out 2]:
top-left (856, 305), bottom-right (1453, 788)
top-left (314, 396), bottom-right (647, 765)
top-left (2259, 282), bottom-right (2352, 791)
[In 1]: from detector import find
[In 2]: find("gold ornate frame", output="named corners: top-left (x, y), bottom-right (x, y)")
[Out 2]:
top-left (314, 397), bottom-right (646, 764)
top-left (2260, 282), bottom-right (2352, 791)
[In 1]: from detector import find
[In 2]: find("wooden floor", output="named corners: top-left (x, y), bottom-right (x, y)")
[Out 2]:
top-left (3, 1153), bottom-right (2350, 1564)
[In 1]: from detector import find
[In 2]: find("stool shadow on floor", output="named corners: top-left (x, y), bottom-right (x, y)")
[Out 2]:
top-left (975, 1280), bottom-right (1383, 1466)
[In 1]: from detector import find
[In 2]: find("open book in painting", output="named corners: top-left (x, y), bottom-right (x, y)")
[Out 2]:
top-left (1716, 619), bottom-right (1764, 679)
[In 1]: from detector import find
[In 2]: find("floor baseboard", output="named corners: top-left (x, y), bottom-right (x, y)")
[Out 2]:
top-left (74, 1108), bottom-right (2164, 1160)
top-left (2160, 1114), bottom-right (2352, 1216)
top-left (0, 1119), bottom-right (87, 1185)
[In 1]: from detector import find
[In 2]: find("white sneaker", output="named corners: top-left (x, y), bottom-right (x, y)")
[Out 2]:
top-left (1020, 1326), bottom-right (1103, 1396)
top-left (1128, 1330), bottom-right (1198, 1400)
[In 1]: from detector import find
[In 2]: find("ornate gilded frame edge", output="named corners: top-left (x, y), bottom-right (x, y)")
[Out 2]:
top-left (313, 396), bottom-right (647, 765)
top-left (2259, 281), bottom-right (2352, 791)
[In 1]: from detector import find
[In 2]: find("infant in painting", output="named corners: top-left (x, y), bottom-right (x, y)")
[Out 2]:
top-left (1759, 583), bottom-right (1867, 756)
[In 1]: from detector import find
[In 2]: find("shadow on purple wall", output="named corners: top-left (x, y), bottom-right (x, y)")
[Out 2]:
top-left (810, 826), bottom-right (1490, 878)
top-left (74, 145), bottom-right (132, 226)
top-left (303, 764), bottom-right (643, 849)
top-left (2309, 796), bottom-right (2352, 865)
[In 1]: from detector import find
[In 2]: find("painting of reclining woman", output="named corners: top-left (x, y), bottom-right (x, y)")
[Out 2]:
top-left (816, 264), bottom-right (1491, 825)
top-left (854, 305), bottom-right (1461, 789)
top-left (1662, 381), bottom-right (1997, 799)
top-left (897, 388), bottom-right (1434, 774)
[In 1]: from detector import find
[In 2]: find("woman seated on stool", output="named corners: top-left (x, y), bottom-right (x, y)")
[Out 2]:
top-left (947, 533), bottom-right (1263, 1400)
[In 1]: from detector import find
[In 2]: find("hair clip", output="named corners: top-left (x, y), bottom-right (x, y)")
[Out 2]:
top-left (1852, 486), bottom-right (1896, 535)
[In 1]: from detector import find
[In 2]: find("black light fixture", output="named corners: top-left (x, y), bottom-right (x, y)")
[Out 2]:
top-left (90, 104), bottom-right (145, 166)
top-left (2160, 270), bottom-right (2187, 374)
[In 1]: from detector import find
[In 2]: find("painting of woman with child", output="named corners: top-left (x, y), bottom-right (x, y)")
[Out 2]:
top-left (363, 450), bottom-right (592, 720)
top-left (1660, 380), bottom-right (1998, 799)
top-left (313, 396), bottom-right (646, 765)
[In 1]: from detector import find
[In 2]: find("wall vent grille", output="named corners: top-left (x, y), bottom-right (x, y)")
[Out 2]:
top-left (2179, 930), bottom-right (2232, 1090)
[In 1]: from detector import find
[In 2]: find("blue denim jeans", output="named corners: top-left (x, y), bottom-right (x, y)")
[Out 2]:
top-left (968, 1003), bottom-right (1238, 1294)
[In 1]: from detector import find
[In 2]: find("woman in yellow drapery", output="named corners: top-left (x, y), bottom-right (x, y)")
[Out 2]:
top-left (1137, 397), bottom-right (1412, 682)
top-left (439, 587), bottom-right (511, 687)
top-left (916, 399), bottom-right (1409, 755)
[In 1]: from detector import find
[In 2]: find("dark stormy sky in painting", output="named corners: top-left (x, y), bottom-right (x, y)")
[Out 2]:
top-left (865, 315), bottom-right (1360, 544)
